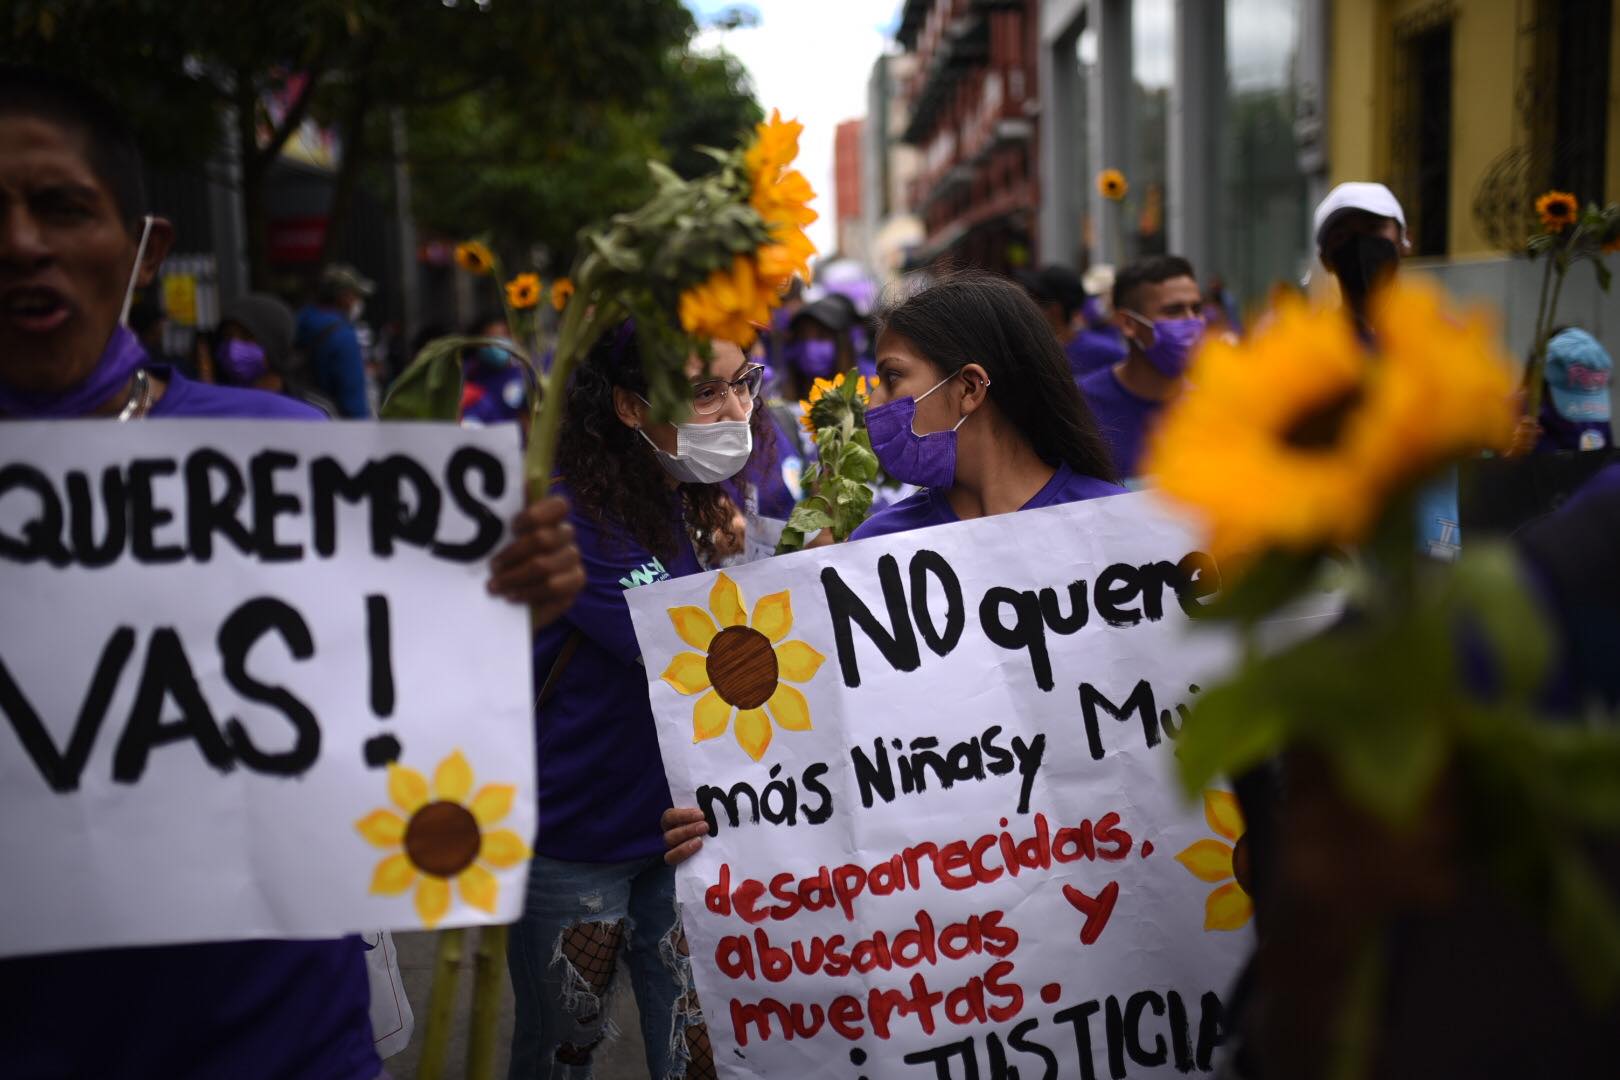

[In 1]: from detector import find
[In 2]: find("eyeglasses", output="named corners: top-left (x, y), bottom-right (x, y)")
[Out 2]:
top-left (691, 364), bottom-right (765, 415)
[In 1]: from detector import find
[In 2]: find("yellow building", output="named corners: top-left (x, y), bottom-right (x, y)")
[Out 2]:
top-left (1329, 0), bottom-right (1619, 259)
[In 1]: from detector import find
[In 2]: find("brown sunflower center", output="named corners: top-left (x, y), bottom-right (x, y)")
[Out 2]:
top-left (706, 625), bottom-right (779, 709)
top-left (404, 801), bottom-right (481, 878)
top-left (1231, 834), bottom-right (1252, 894)
top-left (1282, 387), bottom-right (1364, 451)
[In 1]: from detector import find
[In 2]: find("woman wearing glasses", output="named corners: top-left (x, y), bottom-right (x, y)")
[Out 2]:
top-left (506, 322), bottom-right (767, 1079)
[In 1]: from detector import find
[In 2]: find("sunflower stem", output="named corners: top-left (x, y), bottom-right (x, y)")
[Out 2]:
top-left (465, 924), bottom-right (508, 1080)
top-left (525, 255), bottom-right (617, 500)
top-left (416, 928), bottom-right (466, 1080)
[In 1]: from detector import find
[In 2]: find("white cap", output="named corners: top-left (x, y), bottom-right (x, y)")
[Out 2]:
top-left (1313, 182), bottom-right (1406, 247)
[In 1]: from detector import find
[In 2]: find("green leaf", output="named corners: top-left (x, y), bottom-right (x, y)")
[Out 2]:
top-left (1197, 549), bottom-right (1327, 623)
top-left (1448, 543), bottom-right (1553, 699)
top-left (786, 501), bottom-right (834, 535)
top-left (381, 337), bottom-right (471, 421)
top-left (1594, 256), bottom-right (1613, 293)
top-left (1544, 838), bottom-right (1620, 1002)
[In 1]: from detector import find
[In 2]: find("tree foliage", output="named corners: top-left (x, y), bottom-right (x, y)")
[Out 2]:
top-left (9, 0), bottom-right (759, 285)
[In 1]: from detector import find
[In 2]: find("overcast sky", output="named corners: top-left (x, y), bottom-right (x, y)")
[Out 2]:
top-left (689, 1), bottom-right (898, 257)
top-left (685, 0), bottom-right (1302, 253)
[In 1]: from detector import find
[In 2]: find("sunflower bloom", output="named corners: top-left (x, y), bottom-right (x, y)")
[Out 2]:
top-left (660, 572), bottom-right (826, 761)
top-left (1175, 791), bottom-right (1253, 931)
top-left (679, 256), bottom-right (774, 347)
top-left (1097, 169), bottom-right (1129, 201)
top-left (1145, 280), bottom-right (1515, 568)
top-left (1535, 190), bottom-right (1578, 233)
top-left (745, 110), bottom-right (819, 287)
top-left (455, 241), bottom-right (494, 276)
top-left (549, 277), bottom-right (575, 312)
top-left (506, 273), bottom-right (542, 310)
top-left (356, 750), bottom-right (531, 928)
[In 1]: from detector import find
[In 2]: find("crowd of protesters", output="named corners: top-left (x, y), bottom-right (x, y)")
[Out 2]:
top-left (2, 64), bottom-right (1617, 1080)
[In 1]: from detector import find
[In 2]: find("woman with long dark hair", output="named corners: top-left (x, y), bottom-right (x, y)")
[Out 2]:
top-left (507, 323), bottom-right (770, 1079)
top-left (659, 271), bottom-right (1124, 864)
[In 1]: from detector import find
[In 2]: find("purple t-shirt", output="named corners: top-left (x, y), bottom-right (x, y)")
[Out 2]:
top-left (1066, 327), bottom-right (1126, 379)
top-left (849, 462), bottom-right (1124, 541)
top-left (1, 367), bottom-right (377, 1079)
top-left (1078, 365), bottom-right (1162, 479)
top-left (532, 484), bottom-right (702, 862)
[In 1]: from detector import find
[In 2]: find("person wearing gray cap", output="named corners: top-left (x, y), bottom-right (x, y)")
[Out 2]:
top-left (211, 292), bottom-right (338, 415)
top-left (294, 262), bottom-right (375, 418)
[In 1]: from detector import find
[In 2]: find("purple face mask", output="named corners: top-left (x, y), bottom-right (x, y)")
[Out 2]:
top-left (786, 338), bottom-right (838, 378)
top-left (865, 372), bottom-right (977, 488)
top-left (1125, 313), bottom-right (1204, 377)
top-left (218, 337), bottom-right (268, 384)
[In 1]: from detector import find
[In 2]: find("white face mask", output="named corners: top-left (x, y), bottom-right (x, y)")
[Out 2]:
top-left (639, 418), bottom-right (754, 485)
top-left (118, 215), bottom-right (156, 327)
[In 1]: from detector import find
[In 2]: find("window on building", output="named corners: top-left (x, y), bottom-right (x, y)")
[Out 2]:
top-left (1550, 0), bottom-right (1612, 202)
top-left (1394, 15), bottom-right (1454, 256)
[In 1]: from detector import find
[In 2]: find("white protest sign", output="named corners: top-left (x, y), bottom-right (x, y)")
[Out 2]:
top-left (628, 492), bottom-right (1322, 1079)
top-left (0, 421), bottom-right (535, 958)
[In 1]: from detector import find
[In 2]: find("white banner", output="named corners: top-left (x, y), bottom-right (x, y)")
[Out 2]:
top-left (0, 420), bottom-right (535, 958)
top-left (629, 492), bottom-right (1324, 1079)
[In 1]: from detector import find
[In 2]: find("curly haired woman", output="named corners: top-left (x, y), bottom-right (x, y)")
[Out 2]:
top-left (507, 322), bottom-right (770, 1079)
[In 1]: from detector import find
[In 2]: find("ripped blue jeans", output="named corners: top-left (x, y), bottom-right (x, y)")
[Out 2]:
top-left (507, 854), bottom-right (702, 1079)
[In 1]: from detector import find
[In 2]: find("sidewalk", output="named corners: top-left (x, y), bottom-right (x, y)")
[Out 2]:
top-left (387, 930), bottom-right (649, 1079)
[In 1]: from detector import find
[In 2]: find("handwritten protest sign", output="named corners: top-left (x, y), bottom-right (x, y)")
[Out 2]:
top-left (629, 492), bottom-right (1328, 1079)
top-left (0, 421), bottom-right (534, 958)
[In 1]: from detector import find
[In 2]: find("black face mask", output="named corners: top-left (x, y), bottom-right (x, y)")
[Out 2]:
top-left (1330, 234), bottom-right (1399, 307)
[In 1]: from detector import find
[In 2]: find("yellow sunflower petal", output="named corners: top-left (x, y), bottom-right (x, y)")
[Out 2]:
top-left (433, 750), bottom-right (474, 803)
top-left (480, 828), bottom-right (532, 870)
top-left (751, 591), bottom-right (793, 643)
top-left (766, 683), bottom-right (812, 732)
top-left (709, 572), bottom-right (747, 628)
top-left (774, 639), bottom-right (826, 683)
top-left (355, 808), bottom-right (406, 849)
top-left (1204, 881), bottom-right (1253, 931)
top-left (416, 877), bottom-right (451, 928)
top-left (1175, 838), bottom-right (1235, 883)
top-left (369, 852), bottom-right (417, 895)
top-left (694, 689), bottom-right (732, 742)
top-left (1204, 790), bottom-right (1245, 841)
top-left (458, 864), bottom-right (499, 914)
top-left (735, 708), bottom-right (772, 761)
top-left (387, 763), bottom-right (429, 814)
top-left (469, 784), bottom-right (515, 826)
top-left (668, 606), bottom-right (718, 651)
top-left (661, 652), bottom-right (712, 696)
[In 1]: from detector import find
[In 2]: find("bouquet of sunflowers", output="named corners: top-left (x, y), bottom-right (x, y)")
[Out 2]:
top-left (1146, 280), bottom-right (1620, 1075)
top-left (774, 371), bottom-right (880, 553)
top-left (383, 110), bottom-right (817, 501)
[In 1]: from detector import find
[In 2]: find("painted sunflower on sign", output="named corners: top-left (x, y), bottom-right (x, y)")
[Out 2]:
top-left (660, 572), bottom-right (826, 761)
top-left (1175, 790), bottom-right (1253, 931)
top-left (356, 750), bottom-right (530, 928)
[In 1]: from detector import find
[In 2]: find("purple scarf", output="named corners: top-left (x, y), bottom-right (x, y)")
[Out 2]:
top-left (0, 325), bottom-right (147, 418)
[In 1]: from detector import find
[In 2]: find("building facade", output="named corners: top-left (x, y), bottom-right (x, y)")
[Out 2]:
top-left (895, 0), bottom-right (1042, 272)
top-left (834, 118), bottom-right (867, 261)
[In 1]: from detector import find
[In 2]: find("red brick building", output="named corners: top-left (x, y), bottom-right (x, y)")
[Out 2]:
top-left (895, 0), bottom-right (1039, 271)
top-left (833, 118), bottom-right (865, 258)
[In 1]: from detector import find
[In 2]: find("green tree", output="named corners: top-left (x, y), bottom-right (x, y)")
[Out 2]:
top-left (9, 0), bottom-right (710, 287)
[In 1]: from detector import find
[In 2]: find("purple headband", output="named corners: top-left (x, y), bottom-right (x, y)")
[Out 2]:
top-left (0, 325), bottom-right (147, 418)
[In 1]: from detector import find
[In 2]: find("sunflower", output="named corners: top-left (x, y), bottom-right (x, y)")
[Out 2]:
top-left (550, 277), bottom-right (575, 312)
top-left (506, 273), bottom-right (542, 310)
top-left (455, 240), bottom-right (494, 276)
top-left (679, 255), bottom-right (775, 347)
top-left (660, 572), bottom-right (826, 761)
top-left (1535, 190), bottom-right (1578, 233)
top-left (356, 750), bottom-right (530, 928)
top-left (1144, 281), bottom-right (1515, 567)
top-left (798, 372), bottom-right (871, 434)
top-left (744, 110), bottom-right (819, 287)
top-left (1175, 790), bottom-right (1252, 931)
top-left (1097, 168), bottom-right (1129, 201)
